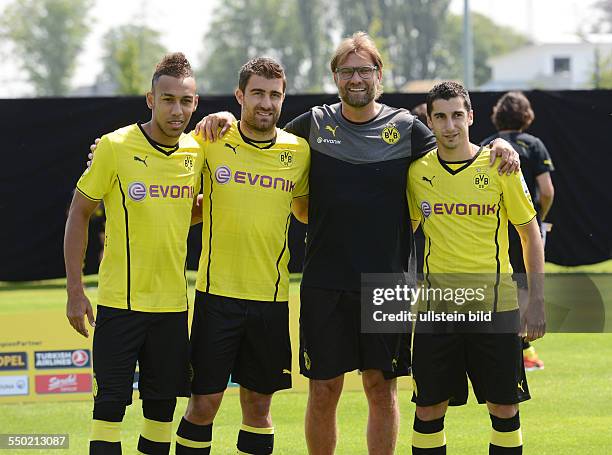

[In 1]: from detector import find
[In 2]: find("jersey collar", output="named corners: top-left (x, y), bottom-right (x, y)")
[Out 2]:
top-left (437, 146), bottom-right (484, 175)
top-left (137, 122), bottom-right (180, 156)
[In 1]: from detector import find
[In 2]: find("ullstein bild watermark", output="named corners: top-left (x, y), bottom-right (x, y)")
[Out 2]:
top-left (360, 273), bottom-right (609, 334)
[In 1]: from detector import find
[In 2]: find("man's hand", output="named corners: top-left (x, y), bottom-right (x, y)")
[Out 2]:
top-left (520, 294), bottom-right (546, 342)
top-left (489, 138), bottom-right (520, 175)
top-left (194, 111), bottom-right (237, 142)
top-left (66, 291), bottom-right (95, 338)
top-left (87, 138), bottom-right (101, 168)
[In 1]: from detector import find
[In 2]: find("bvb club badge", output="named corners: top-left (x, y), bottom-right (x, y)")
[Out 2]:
top-left (279, 150), bottom-right (293, 167)
top-left (473, 171), bottom-right (490, 189)
top-left (381, 123), bottom-right (400, 145)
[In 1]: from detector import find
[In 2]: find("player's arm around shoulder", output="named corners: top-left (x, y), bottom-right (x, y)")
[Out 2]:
top-left (290, 135), bottom-right (310, 224)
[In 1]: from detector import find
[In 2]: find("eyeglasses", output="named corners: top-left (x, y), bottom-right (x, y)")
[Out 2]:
top-left (335, 66), bottom-right (378, 80)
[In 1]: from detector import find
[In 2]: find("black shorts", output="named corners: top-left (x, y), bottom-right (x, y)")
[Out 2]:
top-left (299, 286), bottom-right (411, 380)
top-left (411, 328), bottom-right (530, 407)
top-left (190, 291), bottom-right (292, 395)
top-left (92, 305), bottom-right (190, 405)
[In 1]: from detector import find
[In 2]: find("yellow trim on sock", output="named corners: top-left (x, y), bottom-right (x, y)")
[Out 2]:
top-left (491, 428), bottom-right (523, 448)
top-left (175, 435), bottom-right (212, 449)
top-left (141, 417), bottom-right (172, 443)
top-left (91, 419), bottom-right (121, 443)
top-left (412, 429), bottom-right (446, 449)
top-left (240, 424), bottom-right (275, 435)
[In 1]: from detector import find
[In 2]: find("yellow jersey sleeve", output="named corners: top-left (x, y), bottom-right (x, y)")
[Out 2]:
top-left (292, 139), bottom-right (310, 198)
top-left (76, 135), bottom-right (116, 201)
top-left (407, 165), bottom-right (423, 226)
top-left (500, 168), bottom-right (537, 226)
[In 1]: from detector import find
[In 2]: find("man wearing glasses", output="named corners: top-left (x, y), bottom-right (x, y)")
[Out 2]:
top-left (198, 32), bottom-right (518, 455)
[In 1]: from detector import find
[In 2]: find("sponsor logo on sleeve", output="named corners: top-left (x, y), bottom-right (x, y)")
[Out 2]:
top-left (0, 375), bottom-right (29, 396)
top-left (35, 373), bottom-right (92, 394)
top-left (0, 352), bottom-right (28, 371)
top-left (34, 350), bottom-right (91, 369)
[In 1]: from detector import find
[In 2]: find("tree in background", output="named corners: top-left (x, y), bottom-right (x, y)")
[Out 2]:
top-left (99, 25), bottom-right (168, 95)
top-left (0, 0), bottom-right (92, 96)
top-left (591, 0), bottom-right (612, 88)
top-left (334, 0), bottom-right (452, 90)
top-left (198, 0), bottom-right (528, 93)
top-left (437, 12), bottom-right (530, 87)
top-left (198, 0), bottom-right (332, 94)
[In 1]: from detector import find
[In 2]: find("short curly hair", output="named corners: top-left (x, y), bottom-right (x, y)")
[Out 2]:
top-left (151, 52), bottom-right (194, 88)
top-left (491, 91), bottom-right (535, 131)
top-left (238, 57), bottom-right (286, 93)
top-left (426, 81), bottom-right (471, 116)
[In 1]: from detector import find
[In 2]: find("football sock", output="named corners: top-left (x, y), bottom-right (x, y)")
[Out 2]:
top-left (90, 420), bottom-right (121, 454)
top-left (137, 399), bottom-right (176, 454)
top-left (90, 402), bottom-right (125, 455)
top-left (412, 414), bottom-right (446, 454)
top-left (175, 418), bottom-right (212, 454)
top-left (489, 412), bottom-right (522, 454)
top-left (236, 423), bottom-right (274, 454)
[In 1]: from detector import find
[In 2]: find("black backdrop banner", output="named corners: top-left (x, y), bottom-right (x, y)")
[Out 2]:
top-left (1, 90), bottom-right (610, 281)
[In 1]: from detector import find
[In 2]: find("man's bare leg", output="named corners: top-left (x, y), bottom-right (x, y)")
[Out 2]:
top-left (362, 370), bottom-right (399, 455)
top-left (305, 375), bottom-right (344, 455)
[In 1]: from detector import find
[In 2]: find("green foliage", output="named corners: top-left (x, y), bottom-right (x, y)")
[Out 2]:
top-left (199, 0), bottom-right (332, 94)
top-left (0, 0), bottom-right (92, 96)
top-left (334, 0), bottom-right (452, 90)
top-left (592, 50), bottom-right (612, 88)
top-left (437, 12), bottom-right (531, 86)
top-left (100, 25), bottom-right (168, 95)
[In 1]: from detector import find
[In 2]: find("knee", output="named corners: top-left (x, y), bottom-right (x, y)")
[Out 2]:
top-left (142, 398), bottom-right (176, 422)
top-left (185, 393), bottom-right (223, 425)
top-left (241, 390), bottom-right (272, 420)
top-left (363, 374), bottom-right (397, 410)
top-left (308, 378), bottom-right (343, 411)
top-left (488, 403), bottom-right (518, 419)
top-left (93, 401), bottom-right (126, 422)
top-left (415, 403), bottom-right (447, 422)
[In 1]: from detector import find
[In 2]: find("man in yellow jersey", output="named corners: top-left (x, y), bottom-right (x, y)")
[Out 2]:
top-left (406, 82), bottom-right (545, 455)
top-left (64, 53), bottom-right (202, 455)
top-left (173, 58), bottom-right (310, 455)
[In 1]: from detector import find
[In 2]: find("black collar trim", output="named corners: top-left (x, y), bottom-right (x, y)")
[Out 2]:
top-left (438, 146), bottom-right (483, 175)
top-left (238, 121), bottom-right (277, 149)
top-left (137, 123), bottom-right (180, 156)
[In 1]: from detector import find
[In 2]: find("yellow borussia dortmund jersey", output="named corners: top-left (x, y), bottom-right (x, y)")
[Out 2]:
top-left (77, 123), bottom-right (204, 312)
top-left (194, 122), bottom-right (310, 302)
top-left (408, 147), bottom-right (536, 312)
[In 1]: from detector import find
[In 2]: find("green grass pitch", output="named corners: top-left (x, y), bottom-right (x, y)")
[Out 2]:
top-left (1, 263), bottom-right (611, 454)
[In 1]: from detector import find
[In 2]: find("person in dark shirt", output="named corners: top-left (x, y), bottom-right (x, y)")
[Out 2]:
top-left (197, 32), bottom-right (519, 455)
top-left (482, 91), bottom-right (555, 371)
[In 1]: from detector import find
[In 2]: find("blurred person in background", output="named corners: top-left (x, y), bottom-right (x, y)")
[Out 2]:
top-left (482, 91), bottom-right (555, 371)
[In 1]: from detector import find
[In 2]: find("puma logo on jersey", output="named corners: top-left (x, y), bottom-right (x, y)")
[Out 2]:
top-left (225, 143), bottom-right (239, 154)
top-left (325, 125), bottom-right (339, 137)
top-left (517, 381), bottom-right (525, 393)
top-left (422, 176), bottom-right (435, 186)
top-left (282, 369), bottom-right (291, 375)
top-left (134, 156), bottom-right (148, 167)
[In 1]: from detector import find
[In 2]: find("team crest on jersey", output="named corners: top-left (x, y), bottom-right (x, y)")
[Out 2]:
top-left (92, 375), bottom-right (98, 398)
top-left (279, 150), bottom-right (293, 167)
top-left (473, 171), bottom-right (490, 189)
top-left (184, 156), bottom-right (194, 171)
top-left (381, 123), bottom-right (400, 145)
